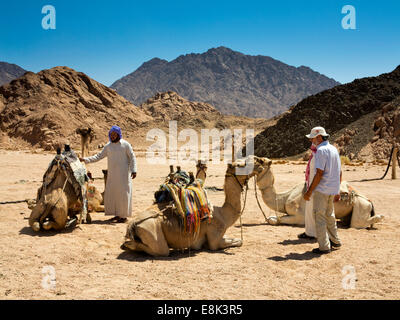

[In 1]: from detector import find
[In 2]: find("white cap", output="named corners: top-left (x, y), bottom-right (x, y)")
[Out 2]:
top-left (305, 126), bottom-right (329, 139)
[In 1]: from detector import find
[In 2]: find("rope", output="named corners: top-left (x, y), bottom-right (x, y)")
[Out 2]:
top-left (239, 182), bottom-right (248, 242)
top-left (0, 200), bottom-right (30, 205)
top-left (355, 147), bottom-right (394, 182)
top-left (253, 177), bottom-right (268, 222)
top-left (226, 172), bottom-right (250, 241)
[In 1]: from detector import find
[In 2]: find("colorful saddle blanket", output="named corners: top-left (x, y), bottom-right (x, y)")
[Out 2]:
top-left (155, 170), bottom-right (212, 234)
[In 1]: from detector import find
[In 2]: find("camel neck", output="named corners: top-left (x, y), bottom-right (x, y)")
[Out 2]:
top-left (256, 171), bottom-right (286, 212)
top-left (223, 176), bottom-right (244, 217)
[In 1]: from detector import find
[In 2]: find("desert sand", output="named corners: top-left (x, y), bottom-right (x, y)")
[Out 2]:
top-left (1, 149), bottom-right (400, 300)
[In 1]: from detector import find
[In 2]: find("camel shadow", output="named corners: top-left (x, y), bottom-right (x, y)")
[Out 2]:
top-left (268, 250), bottom-right (320, 262)
top-left (234, 222), bottom-right (269, 227)
top-left (89, 220), bottom-right (118, 226)
top-left (19, 225), bottom-right (75, 237)
top-left (117, 247), bottom-right (234, 262)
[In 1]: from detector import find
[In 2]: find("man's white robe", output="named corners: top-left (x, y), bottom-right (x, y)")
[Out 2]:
top-left (305, 155), bottom-right (316, 237)
top-left (84, 139), bottom-right (137, 218)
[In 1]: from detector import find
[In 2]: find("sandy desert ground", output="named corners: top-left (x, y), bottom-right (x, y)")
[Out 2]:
top-left (1, 149), bottom-right (400, 300)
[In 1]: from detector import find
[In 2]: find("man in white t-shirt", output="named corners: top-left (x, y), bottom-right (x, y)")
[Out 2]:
top-left (303, 127), bottom-right (342, 254)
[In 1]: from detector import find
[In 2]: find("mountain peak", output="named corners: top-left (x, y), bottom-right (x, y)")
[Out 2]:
top-left (206, 46), bottom-right (236, 54)
top-left (0, 62), bottom-right (27, 86)
top-left (111, 47), bottom-right (340, 118)
top-left (140, 57), bottom-right (168, 68)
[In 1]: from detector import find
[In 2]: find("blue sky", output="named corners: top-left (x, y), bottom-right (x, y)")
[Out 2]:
top-left (0, 0), bottom-right (399, 86)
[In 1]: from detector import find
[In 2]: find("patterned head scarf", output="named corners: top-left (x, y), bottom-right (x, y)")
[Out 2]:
top-left (305, 144), bottom-right (318, 188)
top-left (109, 125), bottom-right (122, 142)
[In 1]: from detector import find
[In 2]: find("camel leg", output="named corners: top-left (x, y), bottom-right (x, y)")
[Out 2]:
top-left (220, 236), bottom-right (243, 248)
top-left (207, 235), bottom-right (242, 250)
top-left (350, 198), bottom-right (384, 229)
top-left (278, 214), bottom-right (305, 226)
top-left (206, 221), bottom-right (242, 250)
top-left (42, 192), bottom-right (68, 231)
top-left (29, 201), bottom-right (46, 231)
top-left (95, 205), bottom-right (104, 212)
top-left (42, 206), bottom-right (68, 231)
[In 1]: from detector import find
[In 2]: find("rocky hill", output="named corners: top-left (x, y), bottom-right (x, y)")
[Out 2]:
top-left (253, 65), bottom-right (400, 160)
top-left (111, 47), bottom-right (340, 118)
top-left (0, 62), bottom-right (27, 86)
top-left (138, 90), bottom-right (272, 134)
top-left (0, 66), bottom-right (152, 150)
top-left (0, 68), bottom-right (271, 152)
top-left (140, 90), bottom-right (220, 121)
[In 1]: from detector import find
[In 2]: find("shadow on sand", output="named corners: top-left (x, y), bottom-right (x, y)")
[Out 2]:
top-left (268, 250), bottom-right (321, 262)
top-left (19, 225), bottom-right (76, 237)
top-left (234, 222), bottom-right (270, 227)
top-left (277, 238), bottom-right (317, 246)
top-left (116, 247), bottom-right (235, 262)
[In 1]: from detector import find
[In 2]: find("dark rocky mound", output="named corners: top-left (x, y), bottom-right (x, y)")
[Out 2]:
top-left (254, 65), bottom-right (400, 158)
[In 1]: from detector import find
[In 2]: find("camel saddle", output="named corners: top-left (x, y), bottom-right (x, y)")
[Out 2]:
top-left (338, 183), bottom-right (357, 205)
top-left (37, 146), bottom-right (89, 221)
top-left (154, 169), bottom-right (213, 234)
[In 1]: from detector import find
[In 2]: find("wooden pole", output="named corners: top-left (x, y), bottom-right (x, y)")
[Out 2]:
top-left (392, 147), bottom-right (398, 180)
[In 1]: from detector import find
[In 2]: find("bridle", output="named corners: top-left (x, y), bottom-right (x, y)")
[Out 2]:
top-left (225, 171), bottom-right (251, 192)
top-left (225, 169), bottom-right (252, 241)
top-left (253, 164), bottom-right (271, 222)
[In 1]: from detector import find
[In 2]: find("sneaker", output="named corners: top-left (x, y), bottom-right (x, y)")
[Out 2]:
top-left (298, 232), bottom-right (316, 240)
top-left (330, 240), bottom-right (342, 248)
top-left (312, 248), bottom-right (331, 254)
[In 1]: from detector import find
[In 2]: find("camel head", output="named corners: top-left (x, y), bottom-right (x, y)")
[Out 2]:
top-left (225, 156), bottom-right (265, 189)
top-left (254, 156), bottom-right (274, 189)
top-left (76, 127), bottom-right (94, 142)
top-left (195, 160), bottom-right (208, 181)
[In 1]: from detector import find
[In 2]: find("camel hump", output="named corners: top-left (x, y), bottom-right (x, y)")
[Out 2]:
top-left (340, 181), bottom-right (350, 194)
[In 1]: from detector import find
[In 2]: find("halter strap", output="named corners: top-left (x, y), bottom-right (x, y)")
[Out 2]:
top-left (225, 172), bottom-right (250, 191)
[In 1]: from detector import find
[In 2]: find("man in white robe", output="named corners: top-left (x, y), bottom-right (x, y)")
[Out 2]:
top-left (298, 144), bottom-right (317, 239)
top-left (81, 126), bottom-right (137, 223)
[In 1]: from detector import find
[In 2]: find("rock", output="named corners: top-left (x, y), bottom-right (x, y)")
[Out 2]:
top-left (140, 91), bottom-right (220, 121)
top-left (0, 67), bottom-right (152, 148)
top-left (374, 116), bottom-right (386, 129)
top-left (303, 151), bottom-right (311, 161)
top-left (344, 135), bottom-right (351, 144)
top-left (371, 135), bottom-right (379, 143)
